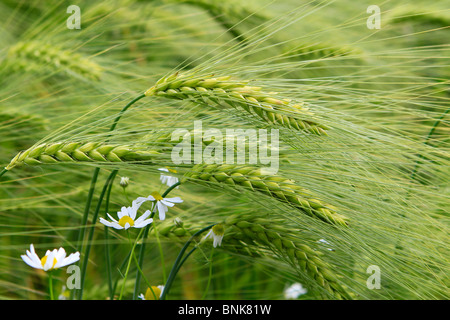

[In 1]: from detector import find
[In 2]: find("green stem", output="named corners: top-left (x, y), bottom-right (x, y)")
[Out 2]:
top-left (48, 272), bottom-right (54, 300)
top-left (75, 94), bottom-right (146, 300)
top-left (132, 181), bottom-right (181, 299)
top-left (153, 223), bottom-right (167, 283)
top-left (160, 224), bottom-right (215, 300)
top-left (0, 168), bottom-right (8, 180)
top-left (108, 94), bottom-right (146, 133)
top-left (119, 229), bottom-right (145, 300)
top-left (104, 176), bottom-right (115, 300)
top-left (76, 169), bottom-right (99, 254)
top-left (112, 250), bottom-right (132, 298)
top-left (78, 170), bottom-right (118, 300)
top-left (201, 249), bottom-right (215, 300)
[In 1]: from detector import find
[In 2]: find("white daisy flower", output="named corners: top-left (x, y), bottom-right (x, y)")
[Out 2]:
top-left (284, 283), bottom-right (307, 299)
top-left (21, 244), bottom-right (80, 271)
top-left (158, 168), bottom-right (179, 188)
top-left (204, 224), bottom-right (225, 248)
top-left (132, 192), bottom-right (183, 221)
top-left (99, 206), bottom-right (153, 230)
top-left (138, 285), bottom-right (165, 300)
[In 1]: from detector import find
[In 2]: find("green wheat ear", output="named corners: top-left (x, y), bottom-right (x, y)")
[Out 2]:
top-left (156, 215), bottom-right (352, 299)
top-left (184, 164), bottom-right (348, 227)
top-left (5, 141), bottom-right (159, 171)
top-left (5, 41), bottom-right (102, 80)
top-left (224, 213), bottom-right (353, 300)
top-left (145, 73), bottom-right (329, 135)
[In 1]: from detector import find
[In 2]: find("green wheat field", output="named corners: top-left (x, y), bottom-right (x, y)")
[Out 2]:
top-left (0, 0), bottom-right (448, 301)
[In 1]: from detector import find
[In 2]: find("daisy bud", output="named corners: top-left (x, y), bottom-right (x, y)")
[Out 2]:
top-left (174, 217), bottom-right (183, 228)
top-left (119, 176), bottom-right (130, 188)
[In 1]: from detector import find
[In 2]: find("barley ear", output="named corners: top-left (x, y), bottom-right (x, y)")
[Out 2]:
top-left (145, 73), bottom-right (329, 135)
top-left (184, 164), bottom-right (348, 227)
top-left (6, 141), bottom-right (159, 170)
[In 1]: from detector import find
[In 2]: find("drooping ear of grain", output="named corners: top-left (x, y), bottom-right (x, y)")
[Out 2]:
top-left (156, 214), bottom-right (352, 299)
top-left (145, 73), bottom-right (329, 135)
top-left (185, 163), bottom-right (348, 227)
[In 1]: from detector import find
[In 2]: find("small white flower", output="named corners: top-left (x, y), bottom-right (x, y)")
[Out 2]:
top-left (284, 283), bottom-right (307, 299)
top-left (204, 224), bottom-right (225, 248)
top-left (138, 285), bottom-right (165, 300)
top-left (21, 244), bottom-right (80, 271)
top-left (99, 206), bottom-right (153, 230)
top-left (132, 192), bottom-right (183, 221)
top-left (158, 168), bottom-right (179, 188)
top-left (119, 176), bottom-right (130, 188)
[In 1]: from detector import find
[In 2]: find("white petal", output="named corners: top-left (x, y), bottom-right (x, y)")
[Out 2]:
top-left (164, 197), bottom-right (183, 203)
top-left (160, 200), bottom-right (175, 207)
top-left (27, 245), bottom-right (42, 267)
top-left (117, 206), bottom-right (128, 219)
top-left (21, 254), bottom-right (42, 269)
top-left (60, 252), bottom-right (80, 267)
top-left (53, 248), bottom-right (67, 268)
top-left (157, 202), bottom-right (167, 220)
top-left (107, 213), bottom-right (118, 223)
top-left (132, 196), bottom-right (154, 211)
top-left (43, 252), bottom-right (55, 271)
top-left (130, 206), bottom-right (139, 220)
top-left (134, 218), bottom-right (153, 229)
top-left (99, 218), bottom-right (114, 227)
top-left (134, 210), bottom-right (152, 225)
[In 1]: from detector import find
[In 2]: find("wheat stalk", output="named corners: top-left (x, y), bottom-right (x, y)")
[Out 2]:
top-left (5, 141), bottom-right (158, 171)
top-left (184, 164), bottom-right (348, 226)
top-left (145, 73), bottom-right (329, 135)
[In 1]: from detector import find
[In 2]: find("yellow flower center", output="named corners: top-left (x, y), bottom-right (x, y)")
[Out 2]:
top-left (118, 216), bottom-right (134, 228)
top-left (151, 191), bottom-right (163, 201)
top-left (144, 286), bottom-right (162, 300)
top-left (41, 255), bottom-right (58, 270)
top-left (168, 168), bottom-right (177, 173)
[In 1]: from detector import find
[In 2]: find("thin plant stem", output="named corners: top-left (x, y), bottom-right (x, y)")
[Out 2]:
top-left (0, 168), bottom-right (8, 180)
top-left (152, 222), bottom-right (167, 283)
top-left (78, 170), bottom-right (118, 300)
top-left (201, 249), bottom-right (215, 300)
top-left (48, 272), bottom-right (54, 300)
top-left (160, 224), bottom-right (215, 300)
top-left (112, 250), bottom-right (132, 297)
top-left (104, 176), bottom-right (115, 300)
top-left (76, 169), bottom-right (99, 253)
top-left (119, 228), bottom-right (145, 300)
top-left (75, 94), bottom-right (146, 299)
top-left (132, 181), bottom-right (181, 299)
top-left (70, 167), bottom-right (99, 300)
